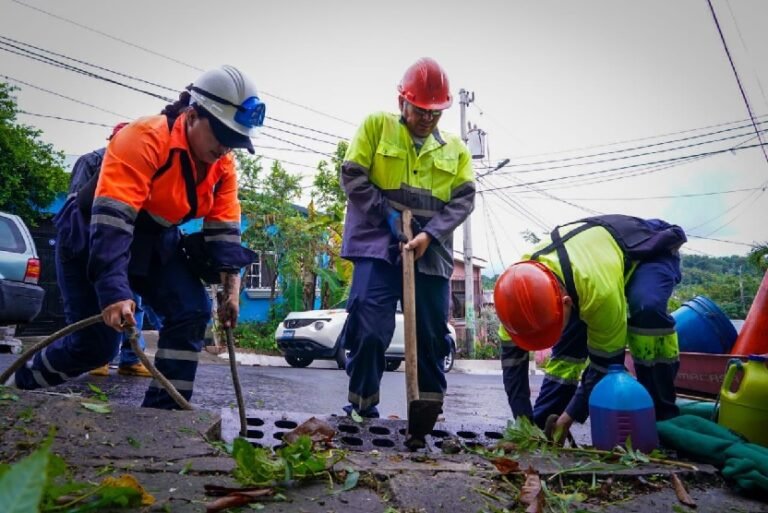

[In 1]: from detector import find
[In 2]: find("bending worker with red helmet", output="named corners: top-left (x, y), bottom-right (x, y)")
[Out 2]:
top-left (494, 215), bottom-right (686, 436)
top-left (339, 57), bottom-right (475, 418)
top-left (9, 65), bottom-right (263, 409)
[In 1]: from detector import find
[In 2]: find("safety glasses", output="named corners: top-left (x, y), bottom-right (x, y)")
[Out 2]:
top-left (189, 86), bottom-right (266, 128)
top-left (408, 102), bottom-right (443, 119)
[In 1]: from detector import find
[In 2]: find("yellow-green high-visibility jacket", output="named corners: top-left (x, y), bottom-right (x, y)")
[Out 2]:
top-left (525, 224), bottom-right (632, 359)
top-left (340, 112), bottom-right (475, 278)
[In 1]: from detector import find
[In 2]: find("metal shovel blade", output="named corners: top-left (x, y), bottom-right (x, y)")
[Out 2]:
top-left (405, 399), bottom-right (443, 450)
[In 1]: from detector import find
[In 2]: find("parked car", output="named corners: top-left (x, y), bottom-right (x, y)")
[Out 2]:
top-left (0, 212), bottom-right (45, 331)
top-left (275, 306), bottom-right (457, 372)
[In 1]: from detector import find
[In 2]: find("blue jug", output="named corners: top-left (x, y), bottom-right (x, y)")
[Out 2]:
top-left (589, 364), bottom-right (659, 453)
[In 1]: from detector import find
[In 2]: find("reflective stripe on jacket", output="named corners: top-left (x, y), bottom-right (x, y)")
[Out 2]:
top-left (88, 112), bottom-right (242, 308)
top-left (340, 112), bottom-right (475, 278)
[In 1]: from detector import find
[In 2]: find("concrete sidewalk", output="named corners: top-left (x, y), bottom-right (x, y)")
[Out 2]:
top-left (1, 389), bottom-right (764, 513)
top-left (21, 330), bottom-right (538, 375)
top-left (220, 351), bottom-right (527, 375)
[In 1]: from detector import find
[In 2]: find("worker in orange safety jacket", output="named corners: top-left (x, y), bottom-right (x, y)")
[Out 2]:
top-left (9, 65), bottom-right (263, 409)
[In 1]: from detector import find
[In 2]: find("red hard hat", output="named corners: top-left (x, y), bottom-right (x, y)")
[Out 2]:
top-left (493, 261), bottom-right (564, 351)
top-left (397, 57), bottom-right (453, 110)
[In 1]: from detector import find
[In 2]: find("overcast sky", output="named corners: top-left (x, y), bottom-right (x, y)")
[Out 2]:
top-left (2, 0), bottom-right (767, 274)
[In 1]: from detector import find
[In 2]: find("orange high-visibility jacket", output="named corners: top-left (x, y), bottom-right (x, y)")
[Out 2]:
top-left (88, 112), bottom-right (243, 308)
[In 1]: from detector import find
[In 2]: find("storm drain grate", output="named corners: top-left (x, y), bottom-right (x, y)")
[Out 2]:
top-left (221, 408), bottom-right (506, 452)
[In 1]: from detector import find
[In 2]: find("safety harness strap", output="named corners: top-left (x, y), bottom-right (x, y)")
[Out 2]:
top-left (530, 223), bottom-right (592, 312)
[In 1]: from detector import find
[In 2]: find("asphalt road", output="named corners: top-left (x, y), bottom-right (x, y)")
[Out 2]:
top-left (1, 353), bottom-right (522, 420)
top-left (2, 349), bottom-right (602, 445)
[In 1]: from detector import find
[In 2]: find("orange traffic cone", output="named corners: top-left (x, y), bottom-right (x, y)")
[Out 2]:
top-left (730, 269), bottom-right (768, 355)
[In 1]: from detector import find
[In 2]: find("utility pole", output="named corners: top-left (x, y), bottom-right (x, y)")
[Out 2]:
top-left (459, 88), bottom-right (475, 357)
top-left (738, 265), bottom-right (746, 316)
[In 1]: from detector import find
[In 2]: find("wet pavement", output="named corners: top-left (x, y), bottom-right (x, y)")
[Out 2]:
top-left (1, 335), bottom-right (765, 512)
top-left (2, 390), bottom-right (765, 513)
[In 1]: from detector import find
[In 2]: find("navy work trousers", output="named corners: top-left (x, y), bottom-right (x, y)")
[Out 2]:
top-left (14, 226), bottom-right (211, 410)
top-left (340, 258), bottom-right (450, 417)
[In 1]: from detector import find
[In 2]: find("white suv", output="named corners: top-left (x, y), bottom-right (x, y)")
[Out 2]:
top-left (275, 307), bottom-right (457, 372)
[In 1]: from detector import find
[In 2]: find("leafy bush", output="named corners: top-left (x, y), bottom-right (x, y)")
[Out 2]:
top-left (473, 305), bottom-right (501, 360)
top-left (473, 340), bottom-right (499, 360)
top-left (233, 320), bottom-right (281, 353)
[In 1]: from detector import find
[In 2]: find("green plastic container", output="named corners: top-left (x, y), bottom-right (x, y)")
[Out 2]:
top-left (718, 355), bottom-right (768, 447)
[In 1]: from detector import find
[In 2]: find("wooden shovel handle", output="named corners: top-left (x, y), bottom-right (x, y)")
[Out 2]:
top-left (402, 210), bottom-right (419, 405)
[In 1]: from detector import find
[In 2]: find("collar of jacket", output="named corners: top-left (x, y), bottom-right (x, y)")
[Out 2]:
top-left (398, 116), bottom-right (447, 148)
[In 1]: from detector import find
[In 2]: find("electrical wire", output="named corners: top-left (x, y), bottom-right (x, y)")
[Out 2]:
top-left (483, 111), bottom-right (768, 162)
top-left (699, 186), bottom-right (766, 237)
top-left (477, 178), bottom-right (551, 231)
top-left (262, 124), bottom-right (339, 146)
top-left (1, 73), bottom-right (129, 119)
top-left (0, 39), bottom-right (174, 102)
top-left (508, 185), bottom-right (765, 202)
top-left (476, 118), bottom-right (767, 172)
top-left (0, 35), bottom-right (178, 93)
top-left (1, 37), bottom-right (348, 146)
top-left (9, 0), bottom-right (357, 126)
top-left (480, 169), bottom-right (601, 217)
top-left (707, 0), bottom-right (768, 168)
top-left (479, 194), bottom-right (512, 271)
top-left (259, 131), bottom-right (333, 158)
top-left (687, 234), bottom-right (759, 248)
top-left (17, 110), bottom-right (113, 128)
top-left (725, 0), bottom-right (768, 110)
top-left (487, 127), bottom-right (766, 176)
top-left (478, 141), bottom-right (768, 193)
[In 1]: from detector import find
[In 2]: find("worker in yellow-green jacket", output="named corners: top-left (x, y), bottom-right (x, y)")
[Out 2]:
top-left (338, 57), bottom-right (475, 418)
top-left (494, 215), bottom-right (686, 436)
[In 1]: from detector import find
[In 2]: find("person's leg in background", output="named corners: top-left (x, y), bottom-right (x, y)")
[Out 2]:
top-left (340, 259), bottom-right (400, 418)
top-left (626, 253), bottom-right (682, 421)
top-left (89, 292), bottom-right (151, 377)
top-left (142, 302), bottom-right (164, 331)
top-left (116, 293), bottom-right (151, 377)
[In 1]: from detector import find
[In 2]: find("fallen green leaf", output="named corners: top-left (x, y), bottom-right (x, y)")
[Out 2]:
top-left (179, 462), bottom-right (193, 475)
top-left (332, 468), bottom-right (359, 494)
top-left (0, 440), bottom-right (50, 513)
top-left (350, 410), bottom-right (363, 423)
top-left (81, 402), bottom-right (111, 414)
top-left (87, 383), bottom-right (109, 402)
top-left (0, 392), bottom-right (19, 402)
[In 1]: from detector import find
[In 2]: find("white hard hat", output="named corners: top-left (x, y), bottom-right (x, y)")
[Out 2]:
top-left (187, 65), bottom-right (265, 152)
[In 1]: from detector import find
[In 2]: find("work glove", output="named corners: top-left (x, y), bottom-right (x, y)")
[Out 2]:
top-left (386, 208), bottom-right (408, 243)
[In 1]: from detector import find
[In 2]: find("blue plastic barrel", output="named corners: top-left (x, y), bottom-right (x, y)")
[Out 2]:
top-left (589, 364), bottom-right (658, 453)
top-left (672, 295), bottom-right (737, 354)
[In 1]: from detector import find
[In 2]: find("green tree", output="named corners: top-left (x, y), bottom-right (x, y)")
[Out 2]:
top-left (312, 141), bottom-right (350, 308)
top-left (747, 243), bottom-right (768, 273)
top-left (673, 254), bottom-right (762, 318)
top-left (237, 153), bottom-right (333, 314)
top-left (0, 83), bottom-right (68, 224)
